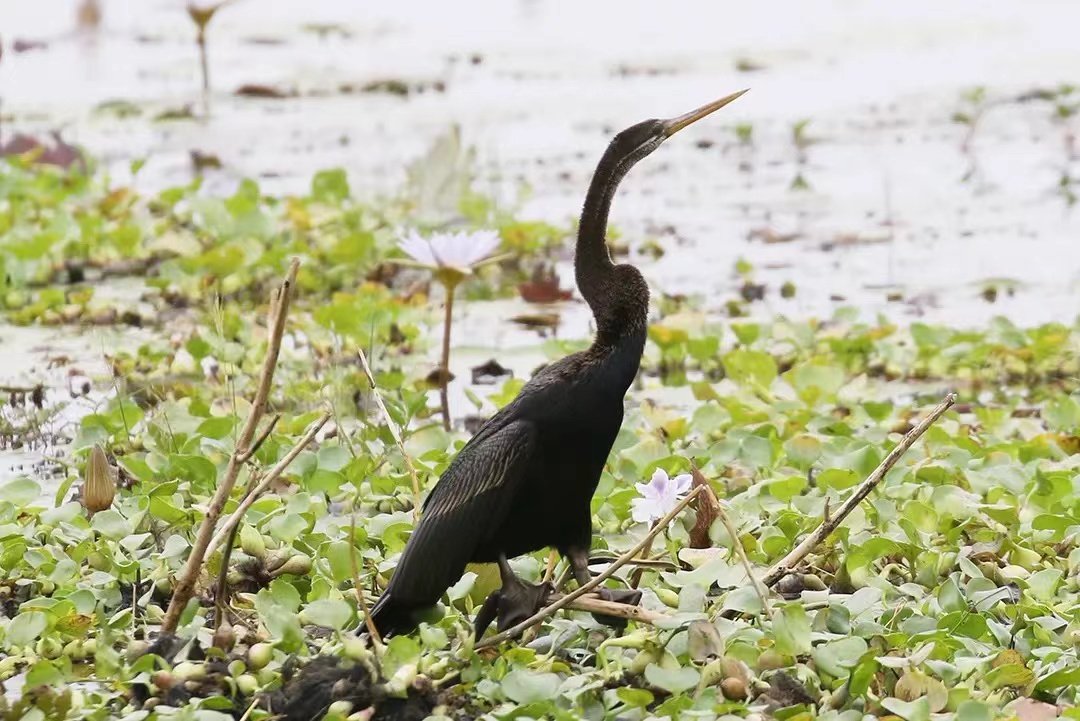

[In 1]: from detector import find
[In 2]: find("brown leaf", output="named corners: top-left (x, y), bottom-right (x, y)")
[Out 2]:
top-left (688, 465), bottom-right (719, 549)
top-left (518, 265), bottom-right (573, 304)
top-left (471, 359), bottom-right (512, 385)
top-left (234, 84), bottom-right (295, 99)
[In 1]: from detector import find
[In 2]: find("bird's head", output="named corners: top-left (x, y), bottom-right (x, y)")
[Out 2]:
top-left (607, 88), bottom-right (749, 169)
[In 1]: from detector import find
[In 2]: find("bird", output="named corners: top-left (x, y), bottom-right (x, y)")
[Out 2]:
top-left (369, 89), bottom-right (749, 640)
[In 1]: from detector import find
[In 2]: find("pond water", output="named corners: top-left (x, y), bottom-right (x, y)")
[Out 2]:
top-left (1, 0), bottom-right (1078, 489)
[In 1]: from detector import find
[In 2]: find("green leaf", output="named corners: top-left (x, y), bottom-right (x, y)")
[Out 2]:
top-left (817, 468), bottom-right (859, 491)
top-left (812, 636), bottom-right (868, 678)
top-left (937, 578), bottom-right (966, 614)
top-left (0, 477), bottom-right (41, 506)
top-left (722, 349), bottom-right (777, 387)
top-left (301, 599), bottom-right (353, 630)
top-left (643, 664), bottom-right (700, 695)
top-left (881, 697), bottom-right (931, 721)
top-left (382, 635), bottom-right (420, 679)
top-left (1036, 665), bottom-right (1080, 691)
top-left (312, 168), bottom-right (351, 203)
top-left (1026, 568), bottom-right (1063, 602)
top-left (9, 610), bottom-right (49, 645)
top-left (615, 687), bottom-right (654, 708)
top-left (982, 663), bottom-right (1034, 690)
top-left (91, 510), bottom-right (133, 539)
top-left (955, 701), bottom-right (993, 721)
top-left (773, 604), bottom-right (812, 657)
top-left (501, 668), bottom-right (561, 704)
top-left (1044, 396), bottom-right (1080, 431)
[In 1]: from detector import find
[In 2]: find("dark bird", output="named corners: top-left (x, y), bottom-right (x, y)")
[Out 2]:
top-left (369, 89), bottom-right (748, 639)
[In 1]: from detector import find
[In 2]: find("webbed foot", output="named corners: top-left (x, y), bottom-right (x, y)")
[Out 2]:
top-left (586, 587), bottom-right (643, 630)
top-left (473, 555), bottom-right (553, 642)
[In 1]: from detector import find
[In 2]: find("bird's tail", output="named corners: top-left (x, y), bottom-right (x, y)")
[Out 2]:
top-left (366, 591), bottom-right (420, 639)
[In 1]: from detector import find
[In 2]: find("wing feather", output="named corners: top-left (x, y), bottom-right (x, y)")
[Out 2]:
top-left (373, 419), bottom-right (538, 614)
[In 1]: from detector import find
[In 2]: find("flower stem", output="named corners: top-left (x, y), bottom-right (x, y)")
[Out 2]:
top-left (439, 282), bottom-right (456, 431)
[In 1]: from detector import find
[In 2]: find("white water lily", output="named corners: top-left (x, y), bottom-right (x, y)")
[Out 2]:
top-left (397, 229), bottom-right (502, 283)
top-left (395, 228), bottom-right (503, 431)
top-left (631, 468), bottom-right (693, 523)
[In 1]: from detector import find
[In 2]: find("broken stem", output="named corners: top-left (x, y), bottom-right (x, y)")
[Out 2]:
top-left (206, 412), bottom-right (332, 554)
top-left (761, 393), bottom-right (956, 588)
top-left (476, 486), bottom-right (702, 649)
top-left (161, 258), bottom-right (299, 634)
top-left (351, 514), bottom-right (383, 650)
top-left (356, 346), bottom-right (423, 521)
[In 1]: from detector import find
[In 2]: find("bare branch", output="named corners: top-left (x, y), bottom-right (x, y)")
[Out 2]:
top-left (206, 412), bottom-right (332, 554)
top-left (161, 259), bottom-right (300, 632)
top-left (356, 347), bottom-right (423, 521)
top-left (560, 593), bottom-right (670, 624)
top-left (762, 393), bottom-right (956, 588)
top-left (239, 413), bottom-right (281, 464)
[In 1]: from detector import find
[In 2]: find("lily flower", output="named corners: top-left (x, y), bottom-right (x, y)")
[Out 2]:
top-left (396, 229), bottom-right (504, 287)
top-left (394, 228), bottom-right (505, 431)
top-left (631, 468), bottom-right (693, 523)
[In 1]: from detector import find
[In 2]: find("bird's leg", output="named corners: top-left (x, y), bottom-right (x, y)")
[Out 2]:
top-left (566, 547), bottom-right (642, 631)
top-left (473, 554), bottom-right (553, 642)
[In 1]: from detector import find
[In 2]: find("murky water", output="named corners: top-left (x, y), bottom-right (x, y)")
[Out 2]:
top-left (2, 0), bottom-right (1078, 488)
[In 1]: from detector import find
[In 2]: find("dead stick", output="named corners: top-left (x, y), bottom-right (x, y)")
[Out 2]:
top-left (761, 393), bottom-right (956, 588)
top-left (239, 413), bottom-right (281, 464)
top-left (559, 593), bottom-right (670, 624)
top-left (356, 347), bottom-right (423, 521)
top-left (477, 486), bottom-right (702, 649)
top-left (161, 259), bottom-right (299, 633)
top-left (351, 514), bottom-right (383, 650)
top-left (206, 412), bottom-right (332, 553)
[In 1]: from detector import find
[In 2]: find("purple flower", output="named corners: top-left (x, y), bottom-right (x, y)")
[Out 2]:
top-left (631, 468), bottom-right (693, 523)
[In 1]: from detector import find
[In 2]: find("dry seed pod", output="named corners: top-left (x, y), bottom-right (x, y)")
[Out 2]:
top-left (82, 444), bottom-right (116, 516)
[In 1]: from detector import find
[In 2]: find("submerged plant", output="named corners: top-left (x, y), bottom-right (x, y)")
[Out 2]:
top-left (396, 229), bottom-right (504, 429)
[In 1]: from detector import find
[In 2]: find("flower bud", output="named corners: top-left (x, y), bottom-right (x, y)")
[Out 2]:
top-left (270, 554), bottom-right (313, 578)
top-left (82, 444), bottom-right (116, 515)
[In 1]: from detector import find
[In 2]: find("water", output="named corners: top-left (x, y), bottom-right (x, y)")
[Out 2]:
top-left (1, 0), bottom-right (1078, 488)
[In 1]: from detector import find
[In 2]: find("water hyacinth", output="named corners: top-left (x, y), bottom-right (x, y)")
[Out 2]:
top-left (82, 444), bottom-right (116, 516)
top-left (631, 468), bottom-right (693, 523)
top-left (396, 229), bottom-right (505, 430)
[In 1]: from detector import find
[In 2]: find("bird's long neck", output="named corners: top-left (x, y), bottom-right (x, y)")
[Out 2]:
top-left (575, 148), bottom-right (632, 332)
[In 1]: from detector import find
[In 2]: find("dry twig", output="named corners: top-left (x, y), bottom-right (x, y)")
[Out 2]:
top-left (356, 346), bottom-right (423, 520)
top-left (161, 259), bottom-right (299, 632)
top-left (476, 486), bottom-right (702, 649)
top-left (559, 593), bottom-right (670, 625)
top-left (206, 412), bottom-right (332, 554)
top-left (761, 393), bottom-right (956, 587)
top-left (351, 514), bottom-right (383, 649)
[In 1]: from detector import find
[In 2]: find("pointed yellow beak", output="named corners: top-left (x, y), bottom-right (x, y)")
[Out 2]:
top-left (661, 88), bottom-right (750, 137)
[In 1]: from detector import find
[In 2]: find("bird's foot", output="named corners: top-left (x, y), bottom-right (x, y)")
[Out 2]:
top-left (588, 587), bottom-right (643, 631)
top-left (473, 556), bottom-right (554, 642)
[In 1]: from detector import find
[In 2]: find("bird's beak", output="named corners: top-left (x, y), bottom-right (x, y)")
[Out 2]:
top-left (661, 89), bottom-right (749, 137)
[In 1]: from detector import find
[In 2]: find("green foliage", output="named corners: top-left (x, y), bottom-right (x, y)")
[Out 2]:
top-left (4, 156), bottom-right (1080, 721)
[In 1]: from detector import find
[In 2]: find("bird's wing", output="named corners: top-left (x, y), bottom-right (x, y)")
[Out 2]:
top-left (379, 419), bottom-right (539, 608)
